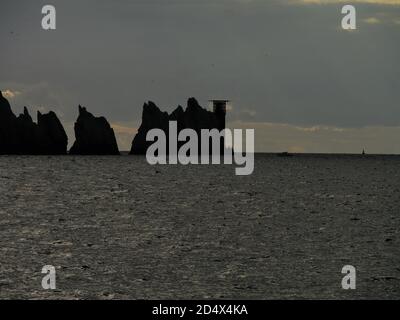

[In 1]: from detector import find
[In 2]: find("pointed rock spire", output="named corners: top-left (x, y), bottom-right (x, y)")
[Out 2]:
top-left (0, 93), bottom-right (67, 154)
top-left (70, 105), bottom-right (120, 155)
top-left (130, 97), bottom-right (224, 155)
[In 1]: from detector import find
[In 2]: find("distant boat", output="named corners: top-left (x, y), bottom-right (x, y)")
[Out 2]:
top-left (362, 149), bottom-right (366, 155)
top-left (277, 152), bottom-right (293, 157)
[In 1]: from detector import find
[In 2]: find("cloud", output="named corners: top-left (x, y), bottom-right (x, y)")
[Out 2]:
top-left (363, 17), bottom-right (382, 23)
top-left (2, 0), bottom-right (400, 153)
top-left (294, 0), bottom-right (400, 4)
top-left (111, 124), bottom-right (137, 135)
top-left (0, 82), bottom-right (73, 120)
top-left (2, 89), bottom-right (21, 99)
top-left (362, 14), bottom-right (400, 25)
top-left (229, 120), bottom-right (400, 153)
top-left (111, 123), bottom-right (138, 151)
top-left (294, 125), bottom-right (345, 132)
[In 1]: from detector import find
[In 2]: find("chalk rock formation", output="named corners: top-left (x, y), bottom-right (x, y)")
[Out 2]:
top-left (70, 105), bottom-right (119, 155)
top-left (184, 97), bottom-right (219, 132)
top-left (0, 91), bottom-right (18, 154)
top-left (130, 97), bottom-right (223, 155)
top-left (0, 90), bottom-right (67, 154)
top-left (130, 101), bottom-right (169, 154)
top-left (37, 111), bottom-right (68, 154)
top-left (16, 107), bottom-right (40, 154)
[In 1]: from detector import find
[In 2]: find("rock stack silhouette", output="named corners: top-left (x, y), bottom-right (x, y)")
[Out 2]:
top-left (0, 90), bottom-right (68, 154)
top-left (130, 97), bottom-right (222, 154)
top-left (69, 105), bottom-right (120, 155)
top-left (1, 91), bottom-right (223, 156)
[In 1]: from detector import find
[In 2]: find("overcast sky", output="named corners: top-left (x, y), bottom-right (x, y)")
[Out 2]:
top-left (1, 0), bottom-right (399, 152)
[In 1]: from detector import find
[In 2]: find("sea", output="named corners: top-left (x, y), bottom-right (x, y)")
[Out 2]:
top-left (0, 154), bottom-right (399, 299)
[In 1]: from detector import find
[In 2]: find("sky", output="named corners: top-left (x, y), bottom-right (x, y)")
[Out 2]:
top-left (1, 0), bottom-right (399, 153)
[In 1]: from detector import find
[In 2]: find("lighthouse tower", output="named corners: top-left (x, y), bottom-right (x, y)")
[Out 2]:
top-left (210, 99), bottom-right (228, 131)
top-left (210, 100), bottom-right (229, 154)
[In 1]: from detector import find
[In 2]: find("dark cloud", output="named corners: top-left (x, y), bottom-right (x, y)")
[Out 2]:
top-left (1, 0), bottom-right (399, 151)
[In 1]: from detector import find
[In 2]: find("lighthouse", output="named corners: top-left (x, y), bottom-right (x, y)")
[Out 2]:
top-left (210, 100), bottom-right (229, 154)
top-left (210, 99), bottom-right (229, 131)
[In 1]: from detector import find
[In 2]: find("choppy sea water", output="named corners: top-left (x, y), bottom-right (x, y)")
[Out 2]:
top-left (0, 154), bottom-right (399, 299)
